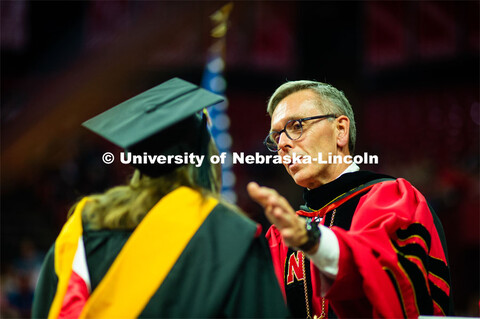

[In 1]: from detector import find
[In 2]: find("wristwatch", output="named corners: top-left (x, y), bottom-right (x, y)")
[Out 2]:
top-left (298, 218), bottom-right (321, 252)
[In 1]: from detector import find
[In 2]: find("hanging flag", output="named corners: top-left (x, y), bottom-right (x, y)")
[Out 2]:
top-left (202, 3), bottom-right (236, 203)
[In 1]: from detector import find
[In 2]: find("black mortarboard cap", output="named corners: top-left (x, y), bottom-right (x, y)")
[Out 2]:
top-left (82, 77), bottom-right (224, 178)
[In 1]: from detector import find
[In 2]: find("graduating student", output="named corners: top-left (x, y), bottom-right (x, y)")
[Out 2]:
top-left (248, 80), bottom-right (452, 318)
top-left (32, 78), bottom-right (288, 318)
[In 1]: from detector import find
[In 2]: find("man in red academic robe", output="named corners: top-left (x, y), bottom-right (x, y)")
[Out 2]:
top-left (248, 80), bottom-right (452, 318)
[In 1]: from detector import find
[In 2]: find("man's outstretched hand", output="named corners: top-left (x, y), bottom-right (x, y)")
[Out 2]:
top-left (247, 182), bottom-right (310, 249)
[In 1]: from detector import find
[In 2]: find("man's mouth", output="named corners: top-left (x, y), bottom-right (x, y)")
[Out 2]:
top-left (287, 154), bottom-right (305, 169)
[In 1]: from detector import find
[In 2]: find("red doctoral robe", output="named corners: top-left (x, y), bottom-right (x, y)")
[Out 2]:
top-left (267, 172), bottom-right (451, 318)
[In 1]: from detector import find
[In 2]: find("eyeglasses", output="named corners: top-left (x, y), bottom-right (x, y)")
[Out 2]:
top-left (264, 114), bottom-right (337, 152)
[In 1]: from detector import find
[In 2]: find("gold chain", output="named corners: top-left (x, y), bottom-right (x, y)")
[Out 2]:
top-left (302, 253), bottom-right (312, 319)
top-left (303, 208), bottom-right (336, 319)
top-left (329, 209), bottom-right (337, 228)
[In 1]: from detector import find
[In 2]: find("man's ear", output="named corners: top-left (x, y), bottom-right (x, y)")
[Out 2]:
top-left (336, 115), bottom-right (350, 150)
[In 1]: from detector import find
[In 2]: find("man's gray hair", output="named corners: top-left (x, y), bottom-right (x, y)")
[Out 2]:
top-left (267, 80), bottom-right (356, 154)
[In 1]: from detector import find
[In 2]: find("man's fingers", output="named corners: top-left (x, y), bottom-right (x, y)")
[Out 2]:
top-left (277, 194), bottom-right (294, 212)
top-left (247, 182), bottom-right (278, 207)
top-left (267, 193), bottom-right (294, 214)
top-left (264, 205), bottom-right (277, 225)
top-left (265, 206), bottom-right (298, 233)
top-left (248, 182), bottom-right (287, 208)
top-left (249, 184), bottom-right (286, 224)
top-left (248, 181), bottom-right (296, 216)
top-left (246, 182), bottom-right (260, 196)
top-left (270, 206), bottom-right (292, 229)
top-left (247, 182), bottom-right (265, 205)
top-left (248, 182), bottom-right (302, 234)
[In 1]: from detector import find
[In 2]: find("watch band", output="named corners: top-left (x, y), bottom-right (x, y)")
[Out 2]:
top-left (298, 218), bottom-right (321, 252)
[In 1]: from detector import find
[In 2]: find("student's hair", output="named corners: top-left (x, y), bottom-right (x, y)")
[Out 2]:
top-left (267, 80), bottom-right (356, 154)
top-left (70, 139), bottom-right (221, 230)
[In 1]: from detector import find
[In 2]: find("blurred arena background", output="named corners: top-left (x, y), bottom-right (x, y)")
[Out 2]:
top-left (1, 1), bottom-right (478, 317)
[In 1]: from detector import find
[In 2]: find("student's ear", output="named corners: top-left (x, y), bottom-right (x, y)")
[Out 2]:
top-left (336, 115), bottom-right (350, 149)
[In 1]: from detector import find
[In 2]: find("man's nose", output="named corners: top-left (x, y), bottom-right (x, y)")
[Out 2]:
top-left (277, 132), bottom-right (292, 151)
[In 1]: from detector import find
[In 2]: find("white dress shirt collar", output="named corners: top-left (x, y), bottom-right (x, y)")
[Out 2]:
top-left (336, 163), bottom-right (360, 179)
